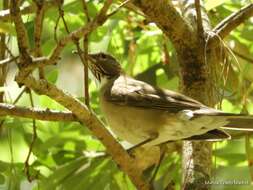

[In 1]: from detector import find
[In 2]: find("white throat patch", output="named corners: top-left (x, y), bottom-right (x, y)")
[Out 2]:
top-left (100, 76), bottom-right (110, 88)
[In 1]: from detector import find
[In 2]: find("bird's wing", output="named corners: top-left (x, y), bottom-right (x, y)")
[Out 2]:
top-left (103, 75), bottom-right (207, 113)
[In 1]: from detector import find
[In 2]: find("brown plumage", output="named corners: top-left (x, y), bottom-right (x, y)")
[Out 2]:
top-left (88, 52), bottom-right (253, 147)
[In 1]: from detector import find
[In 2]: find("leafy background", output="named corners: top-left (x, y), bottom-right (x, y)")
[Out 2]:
top-left (0, 0), bottom-right (253, 189)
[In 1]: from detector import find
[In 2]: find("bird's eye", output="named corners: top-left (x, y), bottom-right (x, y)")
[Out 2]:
top-left (100, 54), bottom-right (106, 59)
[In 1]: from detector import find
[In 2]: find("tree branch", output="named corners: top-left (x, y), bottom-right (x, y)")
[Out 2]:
top-left (0, 56), bottom-right (18, 66)
top-left (15, 75), bottom-right (150, 189)
top-left (130, 0), bottom-right (195, 47)
top-left (0, 0), bottom-right (8, 102)
top-left (33, 0), bottom-right (44, 57)
top-left (208, 3), bottom-right (253, 48)
top-left (0, 1), bottom-right (57, 22)
top-left (81, 0), bottom-right (90, 108)
top-left (33, 0), bottom-right (45, 79)
top-left (10, 0), bottom-right (31, 64)
top-left (0, 103), bottom-right (76, 122)
top-left (47, 0), bottom-right (114, 66)
top-left (175, 1), bottom-right (214, 189)
top-left (233, 50), bottom-right (253, 64)
top-left (195, 0), bottom-right (205, 45)
top-left (9, 1), bottom-right (150, 187)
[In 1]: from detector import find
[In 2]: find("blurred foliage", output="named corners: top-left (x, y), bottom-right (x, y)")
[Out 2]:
top-left (0, 0), bottom-right (253, 190)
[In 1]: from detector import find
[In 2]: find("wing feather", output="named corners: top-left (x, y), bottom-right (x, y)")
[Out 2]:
top-left (102, 75), bottom-right (207, 113)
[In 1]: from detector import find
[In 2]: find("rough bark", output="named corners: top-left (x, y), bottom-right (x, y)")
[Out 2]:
top-left (178, 1), bottom-right (216, 189)
top-left (130, 0), bottom-right (218, 189)
top-left (0, 0), bottom-right (8, 102)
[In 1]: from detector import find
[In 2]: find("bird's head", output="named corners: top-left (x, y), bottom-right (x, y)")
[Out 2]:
top-left (88, 52), bottom-right (122, 82)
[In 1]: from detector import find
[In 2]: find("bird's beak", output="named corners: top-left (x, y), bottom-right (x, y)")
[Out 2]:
top-left (72, 51), bottom-right (96, 63)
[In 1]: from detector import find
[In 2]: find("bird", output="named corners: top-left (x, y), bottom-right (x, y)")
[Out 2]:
top-left (87, 52), bottom-right (253, 147)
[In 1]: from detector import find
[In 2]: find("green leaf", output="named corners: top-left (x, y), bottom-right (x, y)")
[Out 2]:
top-left (205, 0), bottom-right (230, 10)
top-left (246, 134), bottom-right (253, 181)
top-left (24, 21), bottom-right (35, 49)
top-left (62, 158), bottom-right (118, 190)
top-left (0, 22), bottom-right (16, 35)
top-left (214, 166), bottom-right (251, 189)
top-left (0, 174), bottom-right (5, 184)
top-left (46, 69), bottom-right (59, 84)
top-left (0, 161), bottom-right (8, 172)
top-left (63, 0), bottom-right (98, 18)
top-left (90, 20), bottom-right (118, 52)
top-left (40, 156), bottom-right (88, 189)
top-left (39, 95), bottom-right (65, 110)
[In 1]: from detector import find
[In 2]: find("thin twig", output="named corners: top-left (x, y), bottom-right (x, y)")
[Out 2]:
top-left (10, 0), bottom-right (29, 52)
top-left (0, 85), bottom-right (27, 132)
top-left (54, 14), bottom-right (61, 43)
top-left (24, 90), bottom-right (38, 182)
top-left (82, 0), bottom-right (90, 22)
top-left (194, 0), bottom-right (204, 44)
top-left (81, 0), bottom-right (90, 108)
top-left (0, 102), bottom-right (76, 121)
top-left (233, 50), bottom-right (253, 64)
top-left (162, 35), bottom-right (170, 65)
top-left (3, 43), bottom-right (18, 63)
top-left (47, 0), bottom-right (114, 67)
top-left (33, 0), bottom-right (44, 57)
top-left (33, 0), bottom-right (45, 79)
top-left (58, 5), bottom-right (70, 34)
top-left (57, 1), bottom-right (90, 107)
top-left (13, 87), bottom-right (26, 104)
top-left (75, 41), bottom-right (90, 108)
top-left (106, 0), bottom-right (132, 18)
top-left (0, 56), bottom-right (19, 66)
top-left (214, 3), bottom-right (253, 35)
top-left (208, 3), bottom-right (253, 48)
top-left (83, 39), bottom-right (90, 107)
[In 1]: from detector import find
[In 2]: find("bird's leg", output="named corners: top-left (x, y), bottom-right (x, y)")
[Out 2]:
top-left (149, 144), bottom-right (166, 183)
top-left (127, 138), bottom-right (154, 152)
top-left (127, 133), bottom-right (159, 152)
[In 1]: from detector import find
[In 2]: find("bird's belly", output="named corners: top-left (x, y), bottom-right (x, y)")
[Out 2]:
top-left (100, 100), bottom-right (167, 145)
top-left (100, 100), bottom-right (228, 146)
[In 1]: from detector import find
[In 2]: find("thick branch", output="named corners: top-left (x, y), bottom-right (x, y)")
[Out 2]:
top-left (175, 1), bottom-right (214, 189)
top-left (208, 3), bottom-right (253, 48)
top-left (0, 103), bottom-right (76, 121)
top-left (130, 0), bottom-right (195, 47)
top-left (15, 74), bottom-right (150, 190)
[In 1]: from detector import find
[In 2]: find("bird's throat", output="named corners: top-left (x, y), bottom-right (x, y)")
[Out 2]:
top-left (100, 76), bottom-right (111, 88)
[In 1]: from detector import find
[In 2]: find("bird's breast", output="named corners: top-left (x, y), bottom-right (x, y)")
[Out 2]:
top-left (100, 95), bottom-right (169, 145)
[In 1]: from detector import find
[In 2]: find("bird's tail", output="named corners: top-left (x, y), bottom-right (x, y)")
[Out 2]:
top-left (194, 109), bottom-right (253, 131)
top-left (222, 116), bottom-right (253, 131)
